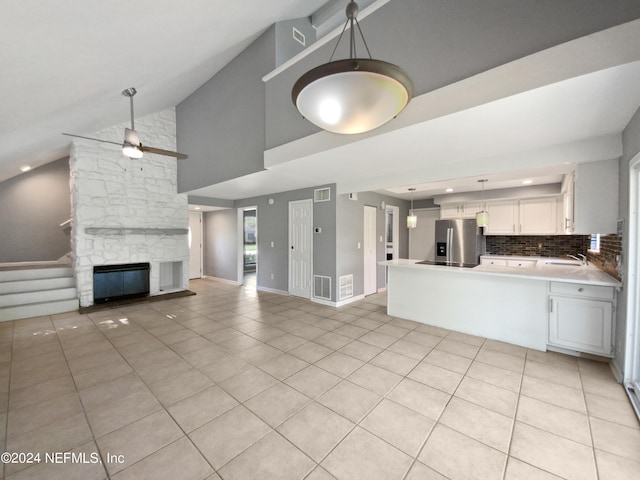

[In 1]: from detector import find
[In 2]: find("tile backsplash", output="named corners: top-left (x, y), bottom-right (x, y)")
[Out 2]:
top-left (485, 234), bottom-right (622, 281)
top-left (485, 235), bottom-right (590, 258)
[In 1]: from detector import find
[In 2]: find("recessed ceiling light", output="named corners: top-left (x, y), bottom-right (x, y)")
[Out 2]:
top-left (194, 207), bottom-right (201, 210)
top-left (445, 188), bottom-right (454, 193)
top-left (522, 179), bottom-right (533, 185)
top-left (20, 165), bottom-right (31, 172)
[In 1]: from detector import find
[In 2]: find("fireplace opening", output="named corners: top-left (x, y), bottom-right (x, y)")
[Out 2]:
top-left (93, 263), bottom-right (150, 304)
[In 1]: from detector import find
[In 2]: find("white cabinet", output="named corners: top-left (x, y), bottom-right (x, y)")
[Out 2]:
top-left (507, 259), bottom-right (536, 268)
top-left (484, 197), bottom-right (561, 235)
top-left (561, 173), bottom-right (575, 234)
top-left (440, 202), bottom-right (482, 219)
top-left (484, 200), bottom-right (517, 234)
top-left (480, 257), bottom-right (508, 266)
top-left (519, 197), bottom-right (558, 235)
top-left (461, 202), bottom-right (482, 218)
top-left (440, 204), bottom-right (460, 219)
top-left (548, 282), bottom-right (615, 356)
top-left (572, 159), bottom-right (618, 234)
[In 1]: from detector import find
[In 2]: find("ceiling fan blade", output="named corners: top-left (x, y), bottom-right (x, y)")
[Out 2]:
top-left (139, 145), bottom-right (189, 160)
top-left (62, 133), bottom-right (121, 146)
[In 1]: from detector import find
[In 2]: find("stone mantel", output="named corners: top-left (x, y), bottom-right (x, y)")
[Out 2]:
top-left (85, 227), bottom-right (188, 235)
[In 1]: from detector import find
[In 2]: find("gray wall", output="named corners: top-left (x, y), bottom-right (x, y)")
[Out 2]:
top-left (616, 106), bottom-right (640, 374)
top-left (203, 184), bottom-right (337, 298)
top-left (336, 192), bottom-right (410, 296)
top-left (0, 157), bottom-right (71, 262)
top-left (265, 0), bottom-right (640, 149)
top-left (176, 26), bottom-right (276, 192)
top-left (276, 18), bottom-right (316, 67)
top-left (203, 208), bottom-right (238, 281)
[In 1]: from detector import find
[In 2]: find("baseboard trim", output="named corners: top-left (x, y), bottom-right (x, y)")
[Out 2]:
top-left (610, 358), bottom-right (623, 383)
top-left (256, 286), bottom-right (289, 295)
top-left (377, 287), bottom-right (387, 293)
top-left (310, 294), bottom-right (366, 308)
top-left (336, 294), bottom-right (365, 307)
top-left (202, 276), bottom-right (240, 286)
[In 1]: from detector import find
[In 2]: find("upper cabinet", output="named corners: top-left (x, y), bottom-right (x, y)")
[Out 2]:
top-left (484, 200), bottom-right (518, 234)
top-left (569, 159), bottom-right (619, 234)
top-left (440, 202), bottom-right (482, 219)
top-left (483, 197), bottom-right (560, 235)
top-left (519, 197), bottom-right (558, 235)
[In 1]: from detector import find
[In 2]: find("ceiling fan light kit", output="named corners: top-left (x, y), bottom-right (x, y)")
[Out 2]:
top-left (63, 87), bottom-right (188, 160)
top-left (292, 0), bottom-right (413, 135)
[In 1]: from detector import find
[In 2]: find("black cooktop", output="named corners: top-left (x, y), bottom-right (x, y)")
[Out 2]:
top-left (415, 260), bottom-right (478, 268)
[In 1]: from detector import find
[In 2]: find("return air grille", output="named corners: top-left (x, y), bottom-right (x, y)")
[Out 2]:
top-left (314, 187), bottom-right (331, 202)
top-left (314, 275), bottom-right (331, 300)
top-left (339, 274), bottom-right (353, 301)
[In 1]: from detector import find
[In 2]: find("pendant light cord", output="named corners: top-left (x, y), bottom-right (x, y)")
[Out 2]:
top-left (328, 1), bottom-right (372, 61)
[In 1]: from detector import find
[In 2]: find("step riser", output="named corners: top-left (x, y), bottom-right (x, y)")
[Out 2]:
top-left (0, 288), bottom-right (77, 308)
top-left (0, 267), bottom-right (73, 283)
top-left (0, 277), bottom-right (76, 294)
top-left (0, 299), bottom-right (80, 322)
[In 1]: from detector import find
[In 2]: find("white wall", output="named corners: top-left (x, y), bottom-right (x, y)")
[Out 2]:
top-left (70, 108), bottom-right (189, 307)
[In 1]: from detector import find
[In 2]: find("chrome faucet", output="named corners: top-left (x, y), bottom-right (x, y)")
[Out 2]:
top-left (567, 254), bottom-right (588, 266)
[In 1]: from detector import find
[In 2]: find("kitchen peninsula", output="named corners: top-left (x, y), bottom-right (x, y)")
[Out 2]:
top-left (382, 257), bottom-right (620, 355)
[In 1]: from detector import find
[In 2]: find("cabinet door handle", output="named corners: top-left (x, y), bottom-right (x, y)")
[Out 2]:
top-left (549, 298), bottom-right (553, 313)
top-left (578, 287), bottom-right (584, 292)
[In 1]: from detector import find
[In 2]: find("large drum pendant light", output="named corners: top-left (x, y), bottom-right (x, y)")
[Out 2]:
top-left (292, 1), bottom-right (414, 135)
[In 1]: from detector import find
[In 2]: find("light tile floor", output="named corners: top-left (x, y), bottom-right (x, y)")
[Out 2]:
top-left (1, 277), bottom-right (639, 479)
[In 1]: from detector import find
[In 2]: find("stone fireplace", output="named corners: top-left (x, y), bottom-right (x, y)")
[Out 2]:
top-left (70, 108), bottom-right (189, 307)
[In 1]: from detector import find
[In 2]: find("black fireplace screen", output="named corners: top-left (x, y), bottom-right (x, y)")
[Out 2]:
top-left (93, 263), bottom-right (150, 303)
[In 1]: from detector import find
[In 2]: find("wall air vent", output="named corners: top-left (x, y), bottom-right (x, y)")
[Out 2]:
top-left (314, 275), bottom-right (331, 300)
top-left (314, 187), bottom-right (331, 203)
top-left (292, 27), bottom-right (306, 47)
top-left (339, 274), bottom-right (353, 301)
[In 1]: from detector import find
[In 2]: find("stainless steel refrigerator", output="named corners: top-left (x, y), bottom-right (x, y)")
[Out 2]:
top-left (433, 218), bottom-right (485, 267)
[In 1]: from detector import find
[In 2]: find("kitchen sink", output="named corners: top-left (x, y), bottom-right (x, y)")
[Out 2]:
top-left (539, 259), bottom-right (583, 267)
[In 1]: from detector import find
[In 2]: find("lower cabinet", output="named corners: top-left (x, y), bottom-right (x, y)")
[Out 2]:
top-left (548, 282), bottom-right (615, 356)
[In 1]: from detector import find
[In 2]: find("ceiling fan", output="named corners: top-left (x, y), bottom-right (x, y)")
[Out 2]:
top-left (63, 88), bottom-right (188, 160)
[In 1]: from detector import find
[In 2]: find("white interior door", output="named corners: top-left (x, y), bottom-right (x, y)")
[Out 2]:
top-left (364, 206), bottom-right (377, 296)
top-left (289, 199), bottom-right (313, 298)
top-left (188, 211), bottom-right (202, 279)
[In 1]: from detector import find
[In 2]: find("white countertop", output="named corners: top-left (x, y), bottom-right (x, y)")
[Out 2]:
top-left (380, 258), bottom-right (621, 288)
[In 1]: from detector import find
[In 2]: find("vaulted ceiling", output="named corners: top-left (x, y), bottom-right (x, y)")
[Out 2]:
top-left (0, 0), bottom-right (328, 182)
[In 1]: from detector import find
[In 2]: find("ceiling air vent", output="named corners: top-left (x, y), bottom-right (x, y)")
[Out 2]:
top-left (314, 275), bottom-right (331, 300)
top-left (314, 187), bottom-right (331, 203)
top-left (292, 27), bottom-right (306, 47)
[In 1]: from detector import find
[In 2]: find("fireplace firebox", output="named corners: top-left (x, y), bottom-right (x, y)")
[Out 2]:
top-left (93, 263), bottom-right (150, 304)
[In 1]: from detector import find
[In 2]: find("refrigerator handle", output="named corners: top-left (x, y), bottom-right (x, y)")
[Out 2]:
top-left (447, 227), bottom-right (453, 263)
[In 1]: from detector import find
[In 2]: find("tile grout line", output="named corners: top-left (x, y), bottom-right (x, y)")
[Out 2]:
top-left (400, 334), bottom-right (486, 480)
top-left (501, 346), bottom-right (527, 480)
top-left (1, 320), bottom-right (15, 480)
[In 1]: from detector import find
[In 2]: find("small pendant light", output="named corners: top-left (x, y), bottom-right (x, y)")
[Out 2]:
top-left (476, 179), bottom-right (489, 227)
top-left (407, 188), bottom-right (417, 229)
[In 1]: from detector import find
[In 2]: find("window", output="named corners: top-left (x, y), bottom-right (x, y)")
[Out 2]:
top-left (589, 233), bottom-right (600, 253)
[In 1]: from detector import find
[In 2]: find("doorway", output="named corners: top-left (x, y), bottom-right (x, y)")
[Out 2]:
top-left (188, 211), bottom-right (202, 279)
top-left (385, 205), bottom-right (399, 261)
top-left (625, 154), bottom-right (640, 419)
top-left (364, 205), bottom-right (377, 296)
top-left (241, 207), bottom-right (257, 287)
top-left (289, 199), bottom-right (313, 298)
